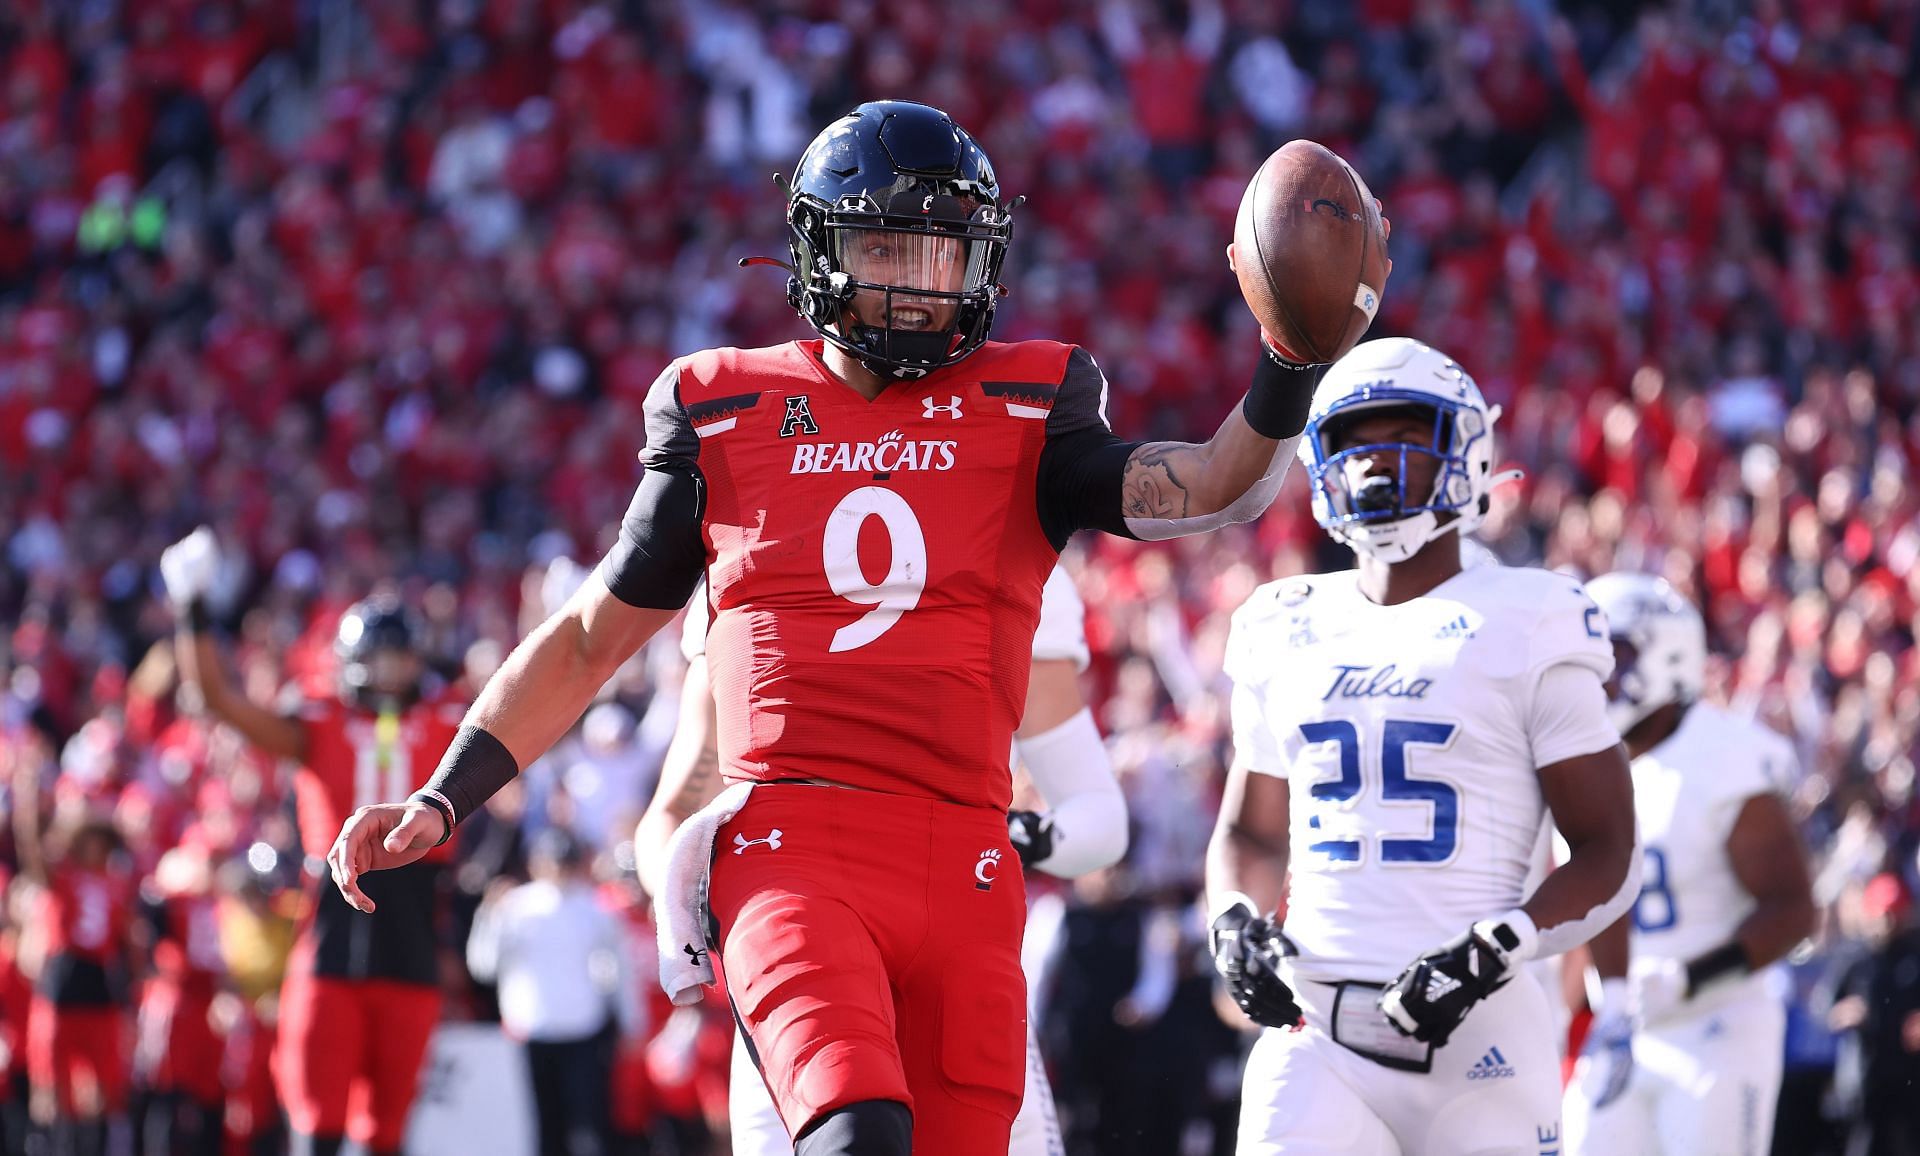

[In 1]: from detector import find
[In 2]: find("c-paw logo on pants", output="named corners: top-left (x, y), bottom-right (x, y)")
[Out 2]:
top-left (973, 847), bottom-right (1003, 891)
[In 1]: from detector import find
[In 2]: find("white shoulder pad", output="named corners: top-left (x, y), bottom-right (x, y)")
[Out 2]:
top-left (1225, 574), bottom-right (1326, 686)
top-left (1514, 569), bottom-right (1614, 680)
top-left (1031, 566), bottom-right (1090, 671)
top-left (1702, 705), bottom-right (1798, 804)
top-left (678, 579), bottom-right (710, 662)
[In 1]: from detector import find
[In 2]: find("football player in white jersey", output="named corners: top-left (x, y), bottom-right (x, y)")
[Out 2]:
top-left (1205, 337), bottom-right (1641, 1156)
top-left (1562, 572), bottom-right (1815, 1156)
top-left (636, 566), bottom-right (1126, 1156)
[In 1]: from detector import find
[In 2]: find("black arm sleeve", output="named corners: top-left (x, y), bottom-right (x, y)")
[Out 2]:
top-left (598, 360), bottom-right (710, 610)
top-left (599, 465), bottom-right (707, 609)
top-left (1035, 347), bottom-right (1143, 549)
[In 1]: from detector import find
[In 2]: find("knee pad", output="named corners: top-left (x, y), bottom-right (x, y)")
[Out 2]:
top-left (793, 1099), bottom-right (912, 1156)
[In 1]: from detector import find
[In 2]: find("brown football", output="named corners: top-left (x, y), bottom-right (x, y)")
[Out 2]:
top-left (1233, 140), bottom-right (1389, 364)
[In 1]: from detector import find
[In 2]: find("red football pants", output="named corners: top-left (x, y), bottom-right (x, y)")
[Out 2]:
top-left (708, 786), bottom-right (1028, 1155)
top-left (274, 972), bottom-right (441, 1150)
top-left (137, 979), bottom-right (223, 1105)
top-left (25, 998), bottom-right (127, 1115)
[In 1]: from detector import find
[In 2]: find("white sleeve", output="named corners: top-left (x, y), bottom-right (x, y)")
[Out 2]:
top-left (1230, 680), bottom-right (1286, 777)
top-left (1526, 662), bottom-right (1621, 769)
top-left (1031, 566), bottom-right (1091, 671)
top-left (1527, 574), bottom-right (1615, 683)
top-left (1522, 664), bottom-right (1641, 959)
top-left (1224, 599), bottom-right (1286, 776)
top-left (1017, 708), bottom-right (1128, 877)
top-left (1733, 725), bottom-right (1797, 802)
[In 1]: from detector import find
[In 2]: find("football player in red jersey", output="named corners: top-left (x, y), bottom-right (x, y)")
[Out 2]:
top-left (161, 544), bottom-right (464, 1156)
top-left (330, 100), bottom-right (1386, 1156)
top-left (8, 734), bottom-right (137, 1156)
top-left (134, 845), bottom-right (227, 1156)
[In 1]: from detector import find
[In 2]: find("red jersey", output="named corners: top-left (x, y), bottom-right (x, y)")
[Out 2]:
top-left (0, 933), bottom-right (29, 1080)
top-left (647, 339), bottom-right (1126, 810)
top-left (289, 695), bottom-right (465, 985)
top-left (292, 695), bottom-right (465, 861)
top-left (146, 895), bottom-right (226, 996)
top-left (36, 866), bottom-right (135, 1006)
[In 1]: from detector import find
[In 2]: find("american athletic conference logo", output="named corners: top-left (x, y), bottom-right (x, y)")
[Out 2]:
top-left (1468, 1046), bottom-right (1515, 1080)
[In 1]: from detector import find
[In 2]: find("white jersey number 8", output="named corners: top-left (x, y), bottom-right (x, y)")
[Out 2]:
top-left (823, 487), bottom-right (928, 653)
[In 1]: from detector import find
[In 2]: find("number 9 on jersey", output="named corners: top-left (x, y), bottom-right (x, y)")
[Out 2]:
top-left (823, 487), bottom-right (928, 653)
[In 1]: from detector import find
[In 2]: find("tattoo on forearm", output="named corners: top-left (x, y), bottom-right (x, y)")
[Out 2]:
top-left (668, 743), bottom-right (720, 810)
top-left (1122, 442), bottom-right (1193, 520)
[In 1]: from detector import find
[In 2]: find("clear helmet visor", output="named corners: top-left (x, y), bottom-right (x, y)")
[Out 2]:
top-left (834, 226), bottom-right (996, 336)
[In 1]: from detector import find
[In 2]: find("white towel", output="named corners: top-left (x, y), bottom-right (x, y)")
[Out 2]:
top-left (654, 781), bottom-right (753, 1005)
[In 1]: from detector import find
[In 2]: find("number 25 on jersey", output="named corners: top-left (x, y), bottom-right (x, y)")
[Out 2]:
top-left (1300, 719), bottom-right (1462, 866)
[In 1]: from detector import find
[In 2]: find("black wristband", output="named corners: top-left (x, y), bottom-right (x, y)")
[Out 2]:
top-left (1684, 941), bottom-right (1752, 994)
top-left (183, 599), bottom-right (213, 635)
top-left (419, 726), bottom-right (520, 831)
top-left (1242, 349), bottom-right (1324, 440)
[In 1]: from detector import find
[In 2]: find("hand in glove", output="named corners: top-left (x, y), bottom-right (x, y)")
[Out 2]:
top-left (1209, 896), bottom-right (1302, 1029)
top-left (1574, 1004), bottom-right (1635, 1109)
top-left (1007, 809), bottom-right (1055, 869)
top-left (1378, 916), bottom-right (1533, 1047)
top-left (160, 527), bottom-right (220, 609)
top-left (1629, 955), bottom-right (1690, 1025)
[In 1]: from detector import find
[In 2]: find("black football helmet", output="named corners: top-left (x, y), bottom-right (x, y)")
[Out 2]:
top-left (784, 100), bottom-right (1015, 380)
top-left (334, 596), bottom-right (423, 711)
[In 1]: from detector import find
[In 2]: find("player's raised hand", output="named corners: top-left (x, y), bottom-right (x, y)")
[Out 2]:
top-left (327, 801), bottom-right (447, 912)
top-left (1209, 896), bottom-right (1302, 1029)
top-left (159, 526), bottom-right (220, 608)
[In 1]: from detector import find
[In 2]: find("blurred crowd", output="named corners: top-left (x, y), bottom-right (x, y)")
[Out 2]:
top-left (0, 0), bottom-right (1917, 1152)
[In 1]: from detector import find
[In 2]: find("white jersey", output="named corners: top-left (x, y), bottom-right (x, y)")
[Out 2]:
top-left (1226, 565), bottom-right (1616, 984)
top-left (1029, 565), bottom-right (1091, 671)
top-left (1628, 702), bottom-right (1794, 1018)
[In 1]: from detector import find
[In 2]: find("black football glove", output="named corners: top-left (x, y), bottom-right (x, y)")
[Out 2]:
top-left (1377, 919), bottom-right (1527, 1047)
top-left (1209, 897), bottom-right (1302, 1029)
top-left (1007, 809), bottom-right (1055, 869)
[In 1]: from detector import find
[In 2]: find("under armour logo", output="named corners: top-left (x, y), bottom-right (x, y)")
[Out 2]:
top-left (922, 395), bottom-right (963, 420)
top-left (684, 943), bottom-right (707, 967)
top-left (781, 396), bottom-right (820, 437)
top-left (733, 829), bottom-right (784, 854)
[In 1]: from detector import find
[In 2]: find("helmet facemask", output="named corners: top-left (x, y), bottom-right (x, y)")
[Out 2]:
top-left (1306, 397), bottom-right (1493, 564)
top-left (335, 600), bottom-right (424, 712)
top-left (790, 191), bottom-right (1011, 380)
top-left (1605, 638), bottom-right (1660, 734)
top-left (780, 101), bottom-right (1015, 381)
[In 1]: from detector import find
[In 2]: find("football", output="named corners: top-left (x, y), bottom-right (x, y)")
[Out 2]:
top-left (1233, 140), bottom-right (1390, 364)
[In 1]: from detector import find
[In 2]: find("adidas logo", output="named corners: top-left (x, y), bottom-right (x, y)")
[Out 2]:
top-left (1434, 614), bottom-right (1476, 640)
top-left (1467, 1045), bottom-right (1515, 1080)
top-left (1425, 972), bottom-right (1462, 1002)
